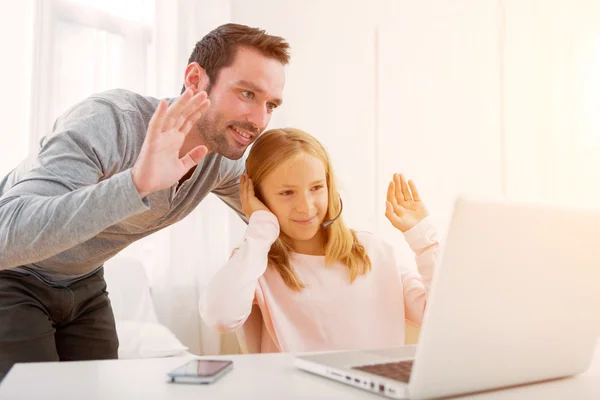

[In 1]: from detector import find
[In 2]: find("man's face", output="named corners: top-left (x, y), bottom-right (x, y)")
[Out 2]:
top-left (193, 47), bottom-right (286, 160)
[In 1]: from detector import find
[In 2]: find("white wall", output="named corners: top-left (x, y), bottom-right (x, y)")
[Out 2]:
top-left (377, 0), bottom-right (503, 250)
top-left (231, 0), bottom-right (381, 234)
top-left (503, 0), bottom-right (600, 208)
top-left (0, 0), bottom-right (34, 177)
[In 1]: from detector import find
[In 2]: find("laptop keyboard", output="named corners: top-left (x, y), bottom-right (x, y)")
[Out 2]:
top-left (352, 360), bottom-right (414, 383)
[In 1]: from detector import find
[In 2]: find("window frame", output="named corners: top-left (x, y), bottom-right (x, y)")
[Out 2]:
top-left (29, 0), bottom-right (153, 152)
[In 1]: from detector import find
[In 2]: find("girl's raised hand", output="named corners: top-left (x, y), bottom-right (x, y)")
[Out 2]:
top-left (385, 173), bottom-right (429, 232)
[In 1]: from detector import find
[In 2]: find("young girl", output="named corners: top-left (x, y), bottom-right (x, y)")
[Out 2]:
top-left (200, 128), bottom-right (440, 353)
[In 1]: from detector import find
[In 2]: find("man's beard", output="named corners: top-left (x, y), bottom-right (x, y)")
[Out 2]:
top-left (194, 112), bottom-right (260, 160)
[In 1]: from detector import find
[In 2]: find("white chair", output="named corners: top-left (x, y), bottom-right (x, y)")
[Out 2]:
top-left (103, 257), bottom-right (190, 359)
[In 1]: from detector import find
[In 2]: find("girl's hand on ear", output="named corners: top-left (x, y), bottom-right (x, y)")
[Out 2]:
top-left (240, 174), bottom-right (271, 218)
top-left (385, 173), bottom-right (429, 233)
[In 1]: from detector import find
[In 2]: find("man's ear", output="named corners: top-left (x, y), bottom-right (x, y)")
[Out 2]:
top-left (183, 62), bottom-right (210, 93)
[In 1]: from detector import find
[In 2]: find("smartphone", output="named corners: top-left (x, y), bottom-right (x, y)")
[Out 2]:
top-left (167, 359), bottom-right (233, 384)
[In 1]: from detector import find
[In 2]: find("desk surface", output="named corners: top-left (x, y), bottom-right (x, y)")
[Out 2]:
top-left (1, 341), bottom-right (599, 400)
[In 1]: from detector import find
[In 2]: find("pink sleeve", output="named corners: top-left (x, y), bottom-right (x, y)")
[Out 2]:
top-left (199, 210), bottom-right (279, 333)
top-left (400, 216), bottom-right (441, 326)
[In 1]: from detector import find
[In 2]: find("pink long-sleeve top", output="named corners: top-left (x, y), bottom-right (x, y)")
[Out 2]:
top-left (199, 210), bottom-right (440, 354)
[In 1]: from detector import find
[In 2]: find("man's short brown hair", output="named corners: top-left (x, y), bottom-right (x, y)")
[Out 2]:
top-left (182, 23), bottom-right (290, 93)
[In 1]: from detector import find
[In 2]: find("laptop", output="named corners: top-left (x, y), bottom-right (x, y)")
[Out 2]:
top-left (294, 196), bottom-right (600, 399)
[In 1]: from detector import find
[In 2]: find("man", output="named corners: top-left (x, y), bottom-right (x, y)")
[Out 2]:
top-left (0, 23), bottom-right (289, 379)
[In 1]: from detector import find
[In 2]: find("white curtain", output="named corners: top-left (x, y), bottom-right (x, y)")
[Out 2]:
top-left (0, 1), bottom-right (34, 178)
top-left (118, 0), bottom-right (247, 355)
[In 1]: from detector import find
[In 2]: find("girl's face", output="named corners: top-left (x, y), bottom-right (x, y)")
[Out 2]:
top-left (259, 151), bottom-right (329, 253)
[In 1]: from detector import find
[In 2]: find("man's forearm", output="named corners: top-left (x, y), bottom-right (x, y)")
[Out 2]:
top-left (0, 169), bottom-right (148, 270)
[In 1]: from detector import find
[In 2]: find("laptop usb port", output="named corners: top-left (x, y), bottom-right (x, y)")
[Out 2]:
top-left (379, 384), bottom-right (385, 392)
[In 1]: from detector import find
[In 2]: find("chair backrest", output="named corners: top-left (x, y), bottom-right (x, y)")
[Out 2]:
top-left (235, 304), bottom-right (264, 354)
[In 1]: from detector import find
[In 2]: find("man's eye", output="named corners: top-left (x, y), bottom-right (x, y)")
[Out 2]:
top-left (241, 91), bottom-right (254, 99)
top-left (267, 103), bottom-right (277, 111)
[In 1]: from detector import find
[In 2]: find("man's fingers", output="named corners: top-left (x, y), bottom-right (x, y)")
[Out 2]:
top-left (180, 98), bottom-right (210, 135)
top-left (164, 88), bottom-right (194, 123)
top-left (147, 99), bottom-right (168, 139)
top-left (157, 90), bottom-right (210, 135)
top-left (185, 90), bottom-right (208, 112)
top-left (176, 91), bottom-right (209, 130)
top-left (164, 88), bottom-right (207, 131)
top-left (187, 91), bottom-right (209, 115)
top-left (179, 145), bottom-right (208, 172)
top-left (150, 90), bottom-right (209, 137)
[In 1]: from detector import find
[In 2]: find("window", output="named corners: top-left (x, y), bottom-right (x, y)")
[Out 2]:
top-left (29, 0), bottom-right (155, 150)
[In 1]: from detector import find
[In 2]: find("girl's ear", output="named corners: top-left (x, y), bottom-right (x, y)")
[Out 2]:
top-left (255, 187), bottom-right (265, 203)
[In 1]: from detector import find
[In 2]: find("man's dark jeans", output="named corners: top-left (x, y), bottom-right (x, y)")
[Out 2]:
top-left (0, 268), bottom-right (118, 381)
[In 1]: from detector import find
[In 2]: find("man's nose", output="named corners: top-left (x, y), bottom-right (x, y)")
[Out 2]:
top-left (247, 104), bottom-right (269, 132)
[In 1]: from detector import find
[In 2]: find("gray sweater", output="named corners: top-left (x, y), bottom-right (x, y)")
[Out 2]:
top-left (0, 89), bottom-right (246, 284)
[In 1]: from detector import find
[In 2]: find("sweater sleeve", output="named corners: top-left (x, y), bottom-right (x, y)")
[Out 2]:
top-left (199, 210), bottom-right (279, 333)
top-left (211, 156), bottom-right (248, 224)
top-left (0, 99), bottom-right (149, 270)
top-left (398, 216), bottom-right (441, 326)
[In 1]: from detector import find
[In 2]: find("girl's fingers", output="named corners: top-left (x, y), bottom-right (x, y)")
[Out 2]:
top-left (399, 173), bottom-right (412, 202)
top-left (408, 180), bottom-right (421, 202)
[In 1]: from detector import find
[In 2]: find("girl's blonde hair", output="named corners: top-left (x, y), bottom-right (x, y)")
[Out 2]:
top-left (246, 128), bottom-right (372, 291)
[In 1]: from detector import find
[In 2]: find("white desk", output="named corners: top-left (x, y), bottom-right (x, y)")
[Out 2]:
top-left (1, 341), bottom-right (599, 400)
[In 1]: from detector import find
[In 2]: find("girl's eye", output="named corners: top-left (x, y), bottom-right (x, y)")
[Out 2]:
top-left (241, 91), bottom-right (254, 99)
top-left (280, 190), bottom-right (293, 196)
top-left (311, 185), bottom-right (324, 191)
